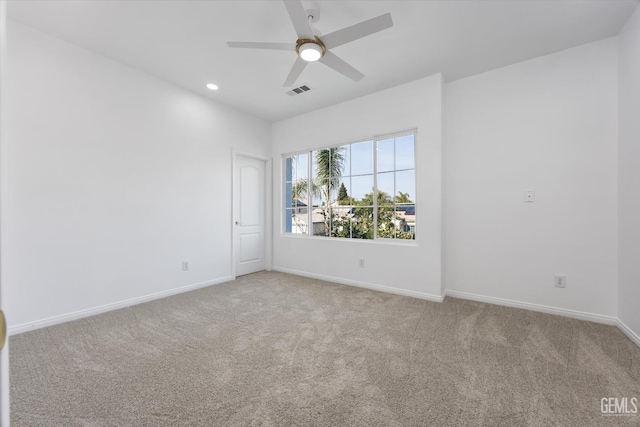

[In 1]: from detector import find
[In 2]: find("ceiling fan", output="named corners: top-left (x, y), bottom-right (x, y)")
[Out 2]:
top-left (227, 0), bottom-right (393, 87)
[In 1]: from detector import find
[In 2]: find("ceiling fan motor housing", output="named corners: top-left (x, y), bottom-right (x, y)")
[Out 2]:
top-left (296, 36), bottom-right (326, 61)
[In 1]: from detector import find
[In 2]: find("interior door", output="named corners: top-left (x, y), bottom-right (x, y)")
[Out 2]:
top-left (234, 155), bottom-right (266, 277)
top-left (0, 1), bottom-right (9, 425)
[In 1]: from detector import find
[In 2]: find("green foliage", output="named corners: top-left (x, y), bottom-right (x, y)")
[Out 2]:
top-left (291, 180), bottom-right (309, 202)
top-left (292, 150), bottom-right (415, 240)
top-left (330, 191), bottom-right (415, 240)
top-left (357, 190), bottom-right (393, 207)
top-left (395, 191), bottom-right (413, 204)
top-left (315, 148), bottom-right (345, 191)
top-left (337, 182), bottom-right (349, 204)
top-left (376, 207), bottom-right (396, 239)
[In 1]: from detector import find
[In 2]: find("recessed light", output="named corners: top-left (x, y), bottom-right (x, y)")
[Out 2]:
top-left (206, 83), bottom-right (219, 91)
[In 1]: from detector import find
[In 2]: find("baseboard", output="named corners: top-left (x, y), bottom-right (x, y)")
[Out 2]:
top-left (617, 318), bottom-right (640, 347)
top-left (445, 290), bottom-right (617, 325)
top-left (11, 271), bottom-right (637, 348)
top-left (8, 276), bottom-right (233, 335)
top-left (272, 266), bottom-right (445, 302)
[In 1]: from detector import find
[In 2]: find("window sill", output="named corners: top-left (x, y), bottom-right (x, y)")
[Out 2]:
top-left (280, 233), bottom-right (418, 247)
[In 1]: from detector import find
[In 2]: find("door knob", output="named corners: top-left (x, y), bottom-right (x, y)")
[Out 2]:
top-left (235, 221), bottom-right (241, 225)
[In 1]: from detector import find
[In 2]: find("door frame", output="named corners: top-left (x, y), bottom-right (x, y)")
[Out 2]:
top-left (231, 149), bottom-right (272, 280)
top-left (0, 0), bottom-right (9, 424)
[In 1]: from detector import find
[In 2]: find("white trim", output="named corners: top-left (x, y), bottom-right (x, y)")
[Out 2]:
top-left (280, 128), bottom-right (418, 157)
top-left (617, 318), bottom-right (640, 348)
top-left (272, 266), bottom-right (445, 302)
top-left (265, 157), bottom-right (273, 272)
top-left (8, 276), bottom-right (232, 335)
top-left (280, 233), bottom-right (418, 247)
top-left (0, 0), bottom-right (10, 423)
top-left (232, 150), bottom-right (270, 279)
top-left (232, 149), bottom-right (269, 162)
top-left (445, 290), bottom-right (617, 325)
top-left (231, 149), bottom-right (236, 280)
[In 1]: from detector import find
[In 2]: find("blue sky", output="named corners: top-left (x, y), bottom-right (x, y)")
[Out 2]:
top-left (339, 135), bottom-right (415, 204)
top-left (288, 134), bottom-right (415, 205)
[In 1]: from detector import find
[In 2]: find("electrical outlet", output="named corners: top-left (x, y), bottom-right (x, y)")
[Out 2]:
top-left (554, 275), bottom-right (566, 288)
top-left (359, 258), bottom-right (365, 268)
top-left (182, 261), bottom-right (190, 271)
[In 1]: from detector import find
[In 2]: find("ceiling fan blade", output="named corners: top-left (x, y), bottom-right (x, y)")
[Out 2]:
top-left (319, 51), bottom-right (364, 82)
top-left (283, 57), bottom-right (308, 87)
top-left (227, 42), bottom-right (296, 51)
top-left (283, 0), bottom-right (315, 40)
top-left (321, 13), bottom-right (393, 50)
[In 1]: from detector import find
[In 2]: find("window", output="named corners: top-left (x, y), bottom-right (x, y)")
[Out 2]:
top-left (284, 152), bottom-right (309, 234)
top-left (283, 131), bottom-right (416, 241)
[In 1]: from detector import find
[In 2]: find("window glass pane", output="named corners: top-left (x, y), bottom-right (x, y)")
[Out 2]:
top-left (396, 206), bottom-right (415, 240)
top-left (395, 170), bottom-right (415, 204)
top-left (377, 172), bottom-right (394, 206)
top-left (311, 150), bottom-right (319, 179)
top-left (291, 179), bottom-right (308, 206)
top-left (285, 181), bottom-right (293, 209)
top-left (293, 208), bottom-right (310, 234)
top-left (337, 177), bottom-right (351, 205)
top-left (351, 140), bottom-right (373, 175)
top-left (285, 153), bottom-right (311, 235)
top-left (377, 207), bottom-right (396, 239)
top-left (377, 138), bottom-right (394, 172)
top-left (285, 208), bottom-right (293, 233)
top-left (329, 146), bottom-right (348, 178)
top-left (295, 153), bottom-right (308, 181)
top-left (312, 179), bottom-right (324, 208)
top-left (313, 148), bottom-right (345, 205)
top-left (330, 207), bottom-right (352, 238)
top-left (310, 150), bottom-right (331, 237)
top-left (340, 145), bottom-right (351, 177)
top-left (312, 148), bottom-right (346, 182)
top-left (311, 207), bottom-right (329, 237)
top-left (396, 134), bottom-right (415, 170)
top-left (351, 174), bottom-right (373, 204)
top-left (351, 207), bottom-right (373, 239)
top-left (285, 157), bottom-right (294, 182)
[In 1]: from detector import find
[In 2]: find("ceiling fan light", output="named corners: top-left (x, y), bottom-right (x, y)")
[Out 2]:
top-left (299, 43), bottom-right (323, 62)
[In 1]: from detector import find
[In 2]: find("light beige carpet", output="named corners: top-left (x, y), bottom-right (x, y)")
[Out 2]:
top-left (10, 271), bottom-right (640, 426)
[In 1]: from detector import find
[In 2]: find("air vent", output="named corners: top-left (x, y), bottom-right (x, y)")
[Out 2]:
top-left (286, 84), bottom-right (311, 96)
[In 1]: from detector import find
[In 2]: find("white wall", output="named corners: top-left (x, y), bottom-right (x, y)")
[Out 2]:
top-left (6, 22), bottom-right (271, 331)
top-left (7, 14), bottom-right (634, 339)
top-left (445, 38), bottom-right (619, 320)
top-left (272, 75), bottom-right (443, 300)
top-left (618, 6), bottom-right (640, 342)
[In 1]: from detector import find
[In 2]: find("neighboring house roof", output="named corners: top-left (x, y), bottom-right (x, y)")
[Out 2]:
top-left (293, 209), bottom-right (326, 225)
top-left (396, 204), bottom-right (415, 215)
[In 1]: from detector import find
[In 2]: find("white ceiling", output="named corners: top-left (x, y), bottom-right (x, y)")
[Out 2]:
top-left (8, 0), bottom-right (638, 122)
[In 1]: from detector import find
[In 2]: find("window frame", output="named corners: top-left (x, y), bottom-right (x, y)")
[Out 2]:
top-left (282, 129), bottom-right (417, 244)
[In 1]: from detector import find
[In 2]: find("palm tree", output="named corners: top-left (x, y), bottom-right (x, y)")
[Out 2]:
top-left (291, 148), bottom-right (345, 235)
top-left (395, 191), bottom-right (413, 204)
top-left (315, 147), bottom-right (344, 198)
